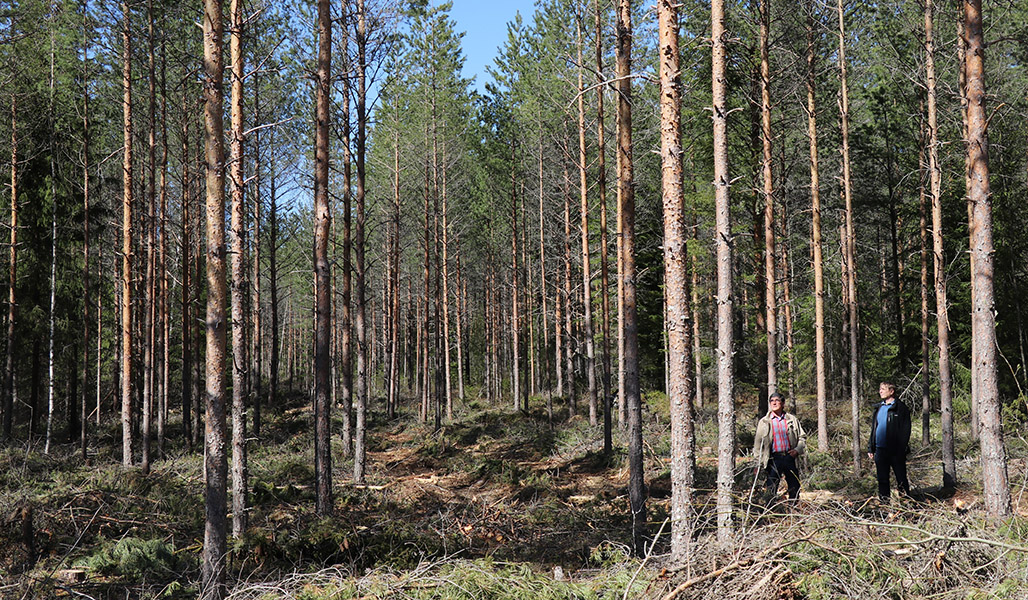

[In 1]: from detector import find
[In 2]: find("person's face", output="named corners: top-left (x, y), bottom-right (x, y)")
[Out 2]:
top-left (769, 397), bottom-right (784, 414)
top-left (879, 384), bottom-right (893, 399)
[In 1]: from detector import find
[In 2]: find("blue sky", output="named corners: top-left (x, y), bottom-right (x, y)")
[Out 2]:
top-left (448, 0), bottom-right (539, 93)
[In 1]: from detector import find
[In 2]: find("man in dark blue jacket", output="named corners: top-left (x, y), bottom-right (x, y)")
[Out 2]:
top-left (867, 381), bottom-right (911, 502)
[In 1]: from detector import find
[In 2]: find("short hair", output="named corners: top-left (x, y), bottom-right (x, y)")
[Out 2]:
top-left (880, 381), bottom-right (896, 392)
top-left (769, 392), bottom-right (785, 403)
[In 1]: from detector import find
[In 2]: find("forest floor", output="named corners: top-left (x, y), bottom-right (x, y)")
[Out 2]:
top-left (2, 386), bottom-right (1028, 599)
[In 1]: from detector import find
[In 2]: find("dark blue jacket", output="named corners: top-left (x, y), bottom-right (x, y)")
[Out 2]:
top-left (867, 398), bottom-right (911, 454)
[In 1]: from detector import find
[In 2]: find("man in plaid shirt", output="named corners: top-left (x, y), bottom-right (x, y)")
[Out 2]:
top-left (753, 392), bottom-right (807, 505)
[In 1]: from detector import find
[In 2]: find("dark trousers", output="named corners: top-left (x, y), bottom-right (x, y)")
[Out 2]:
top-left (765, 453), bottom-right (800, 502)
top-left (874, 448), bottom-right (910, 499)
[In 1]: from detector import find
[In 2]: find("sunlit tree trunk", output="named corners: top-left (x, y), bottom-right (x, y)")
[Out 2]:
top-left (120, 1), bottom-right (135, 467)
top-left (595, 0), bottom-right (612, 441)
top-left (616, 0), bottom-right (644, 557)
top-left (339, 5), bottom-right (353, 457)
top-left (659, 0), bottom-right (695, 565)
top-left (201, 0), bottom-right (229, 594)
top-left (511, 144), bottom-right (522, 412)
top-left (353, 0), bottom-right (369, 484)
top-left (964, 0), bottom-right (1010, 518)
top-left (837, 0), bottom-right (861, 476)
top-left (229, 0), bottom-right (251, 532)
top-left (758, 0), bottom-right (777, 397)
top-left (576, 20), bottom-right (597, 427)
top-left (925, 0), bottom-right (955, 487)
top-left (806, 0), bottom-right (827, 452)
top-left (712, 0), bottom-right (736, 545)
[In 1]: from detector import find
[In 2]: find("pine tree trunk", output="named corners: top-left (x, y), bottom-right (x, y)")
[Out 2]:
top-left (616, 0), bottom-right (644, 557)
top-left (353, 0), bottom-right (369, 485)
top-left (837, 0), bottom-right (861, 477)
top-left (229, 0), bottom-right (251, 532)
top-left (3, 94), bottom-right (16, 441)
top-left (759, 0), bottom-right (777, 398)
top-left (596, 0), bottom-right (613, 447)
top-left (659, 0), bottom-right (695, 565)
top-left (963, 0), bottom-right (1010, 517)
top-left (81, 19), bottom-right (92, 459)
top-left (45, 29), bottom-right (56, 455)
top-left (340, 8), bottom-right (353, 457)
top-left (121, 1), bottom-right (135, 467)
top-left (158, 35), bottom-right (170, 459)
top-left (576, 21), bottom-right (597, 427)
top-left (180, 90), bottom-right (193, 451)
top-left (201, 0), bottom-right (229, 594)
top-left (925, 0), bottom-right (955, 488)
top-left (511, 144), bottom-right (522, 412)
top-left (442, 143), bottom-right (453, 420)
top-left (140, 0), bottom-right (157, 474)
top-left (918, 113), bottom-right (931, 448)
top-left (806, 0), bottom-right (827, 452)
top-left (251, 83), bottom-right (263, 439)
top-left (712, 0), bottom-right (736, 545)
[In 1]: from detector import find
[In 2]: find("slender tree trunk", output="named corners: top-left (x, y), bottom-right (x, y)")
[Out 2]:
top-left (81, 18), bottom-right (91, 459)
top-left (576, 20), bottom-right (597, 427)
top-left (201, 0), bottom-right (229, 594)
top-left (229, 0), bottom-right (251, 532)
top-left (558, 157), bottom-right (571, 403)
top-left (158, 35), bottom-right (169, 459)
top-left (712, 0), bottom-right (736, 545)
top-left (691, 203), bottom-right (703, 412)
top-left (659, 0), bottom-right (695, 565)
top-left (956, 14), bottom-right (978, 441)
top-left (964, 0), bottom-right (1010, 518)
top-left (140, 0), bottom-right (157, 474)
top-left (181, 90), bottom-right (193, 451)
top-left (918, 111), bottom-right (931, 448)
top-left (565, 154), bottom-right (576, 412)
top-left (353, 0), bottom-right (369, 484)
top-left (442, 143), bottom-right (453, 421)
top-left (806, 0), bottom-right (828, 452)
top-left (511, 144), bottom-right (522, 412)
top-left (121, 1), bottom-right (135, 467)
top-left (615, 0), bottom-right (644, 557)
top-left (595, 0), bottom-right (613, 445)
top-left (3, 94), bottom-right (16, 441)
top-left (836, 0), bottom-right (861, 476)
top-left (44, 26), bottom-right (56, 455)
top-left (251, 84), bottom-right (263, 439)
top-left (925, 0), bottom-right (955, 488)
top-left (758, 0), bottom-right (777, 398)
top-left (454, 238), bottom-right (465, 403)
top-left (340, 6), bottom-right (353, 457)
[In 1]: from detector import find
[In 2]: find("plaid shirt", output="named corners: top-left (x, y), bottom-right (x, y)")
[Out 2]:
top-left (770, 413), bottom-right (791, 453)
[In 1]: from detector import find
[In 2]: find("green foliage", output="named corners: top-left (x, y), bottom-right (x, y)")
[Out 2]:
top-left (80, 537), bottom-right (185, 581)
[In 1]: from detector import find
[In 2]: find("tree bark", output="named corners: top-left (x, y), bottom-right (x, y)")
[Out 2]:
top-left (595, 0), bottom-right (613, 442)
top-left (353, 0), bottom-right (369, 484)
top-left (712, 0), bottom-right (736, 545)
top-left (963, 0), bottom-right (1011, 518)
top-left (121, 1), bottom-right (135, 467)
top-left (806, 0), bottom-right (827, 452)
top-left (181, 89), bottom-right (193, 451)
top-left (201, 0), bottom-right (229, 595)
top-left (229, 0), bottom-right (251, 532)
top-left (758, 0), bottom-right (778, 398)
top-left (576, 20), bottom-right (597, 427)
top-left (837, 0), bottom-right (861, 477)
top-left (339, 4), bottom-right (353, 457)
top-left (81, 14), bottom-right (92, 459)
top-left (659, 0), bottom-right (695, 565)
top-left (616, 0), bottom-right (644, 557)
top-left (925, 0), bottom-right (955, 488)
top-left (3, 94), bottom-right (16, 441)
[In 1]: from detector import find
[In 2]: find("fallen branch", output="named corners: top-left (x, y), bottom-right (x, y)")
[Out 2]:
top-left (661, 534), bottom-right (815, 600)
